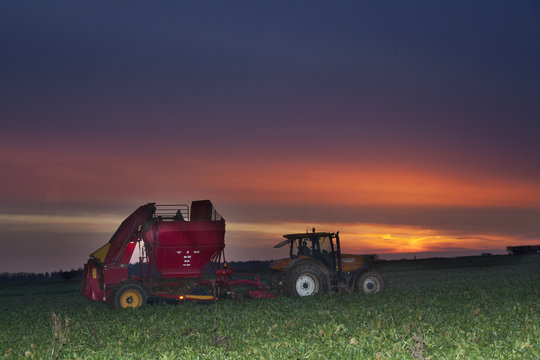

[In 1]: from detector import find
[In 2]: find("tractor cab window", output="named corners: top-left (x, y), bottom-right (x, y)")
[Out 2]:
top-left (295, 238), bottom-right (312, 256)
top-left (289, 234), bottom-right (334, 261)
top-left (319, 236), bottom-right (333, 254)
top-left (319, 236), bottom-right (334, 267)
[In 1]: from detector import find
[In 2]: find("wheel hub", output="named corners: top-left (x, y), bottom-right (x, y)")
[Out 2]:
top-left (120, 289), bottom-right (142, 308)
top-left (295, 274), bottom-right (319, 296)
top-left (363, 277), bottom-right (379, 293)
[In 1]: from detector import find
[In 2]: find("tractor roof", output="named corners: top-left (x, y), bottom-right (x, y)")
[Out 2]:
top-left (273, 232), bottom-right (336, 248)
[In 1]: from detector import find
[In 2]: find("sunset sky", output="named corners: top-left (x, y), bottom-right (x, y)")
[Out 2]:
top-left (1, 1), bottom-right (539, 273)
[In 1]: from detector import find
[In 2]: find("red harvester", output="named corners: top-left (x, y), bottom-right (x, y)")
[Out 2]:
top-left (81, 200), bottom-right (273, 308)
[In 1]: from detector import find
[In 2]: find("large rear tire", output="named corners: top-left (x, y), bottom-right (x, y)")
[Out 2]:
top-left (113, 283), bottom-right (148, 309)
top-left (356, 271), bottom-right (384, 294)
top-left (285, 264), bottom-right (328, 297)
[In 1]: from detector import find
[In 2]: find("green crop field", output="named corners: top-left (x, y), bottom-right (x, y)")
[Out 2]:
top-left (1, 255), bottom-right (539, 359)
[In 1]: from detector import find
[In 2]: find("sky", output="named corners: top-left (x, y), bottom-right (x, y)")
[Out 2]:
top-left (1, 1), bottom-right (539, 273)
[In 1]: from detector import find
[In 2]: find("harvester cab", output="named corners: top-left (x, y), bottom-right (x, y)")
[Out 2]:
top-left (270, 229), bottom-right (384, 297)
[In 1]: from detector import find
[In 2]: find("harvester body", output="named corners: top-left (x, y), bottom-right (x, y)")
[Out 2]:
top-left (82, 200), bottom-right (270, 308)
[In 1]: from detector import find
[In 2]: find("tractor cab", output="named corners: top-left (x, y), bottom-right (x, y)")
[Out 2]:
top-left (274, 230), bottom-right (340, 271)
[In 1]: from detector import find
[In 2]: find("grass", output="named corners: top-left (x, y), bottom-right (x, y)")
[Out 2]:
top-left (0, 255), bottom-right (538, 359)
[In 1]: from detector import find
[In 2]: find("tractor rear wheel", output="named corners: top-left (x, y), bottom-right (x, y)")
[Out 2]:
top-left (113, 283), bottom-right (148, 309)
top-left (285, 265), bottom-right (327, 297)
top-left (356, 271), bottom-right (384, 294)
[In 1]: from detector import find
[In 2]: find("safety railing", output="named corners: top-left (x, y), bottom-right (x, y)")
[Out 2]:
top-left (154, 204), bottom-right (190, 221)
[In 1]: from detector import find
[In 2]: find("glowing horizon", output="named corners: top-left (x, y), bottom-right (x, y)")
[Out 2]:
top-left (0, 210), bottom-right (535, 273)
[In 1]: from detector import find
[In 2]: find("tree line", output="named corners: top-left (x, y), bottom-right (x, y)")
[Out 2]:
top-left (0, 269), bottom-right (83, 283)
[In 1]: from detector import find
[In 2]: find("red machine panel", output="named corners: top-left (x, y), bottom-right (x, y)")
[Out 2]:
top-left (144, 219), bottom-right (225, 279)
top-left (82, 261), bottom-right (104, 301)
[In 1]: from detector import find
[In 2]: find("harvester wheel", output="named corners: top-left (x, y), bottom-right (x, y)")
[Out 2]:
top-left (356, 271), bottom-right (384, 294)
top-left (285, 265), bottom-right (327, 297)
top-left (114, 283), bottom-right (148, 309)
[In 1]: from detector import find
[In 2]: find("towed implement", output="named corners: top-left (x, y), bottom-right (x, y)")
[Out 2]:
top-left (81, 200), bottom-right (272, 308)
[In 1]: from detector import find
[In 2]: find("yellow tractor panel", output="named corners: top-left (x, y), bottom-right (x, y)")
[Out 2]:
top-left (340, 255), bottom-right (367, 272)
top-left (270, 258), bottom-right (291, 271)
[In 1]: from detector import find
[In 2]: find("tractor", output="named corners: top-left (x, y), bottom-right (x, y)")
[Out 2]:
top-left (270, 229), bottom-right (384, 296)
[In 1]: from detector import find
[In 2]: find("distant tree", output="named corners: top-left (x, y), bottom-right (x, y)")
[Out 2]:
top-left (507, 245), bottom-right (540, 255)
top-left (60, 270), bottom-right (73, 281)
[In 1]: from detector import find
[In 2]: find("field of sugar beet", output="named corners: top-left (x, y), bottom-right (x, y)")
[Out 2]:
top-left (1, 255), bottom-right (538, 359)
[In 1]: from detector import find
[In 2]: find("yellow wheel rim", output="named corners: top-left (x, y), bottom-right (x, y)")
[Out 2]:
top-left (119, 289), bottom-right (143, 308)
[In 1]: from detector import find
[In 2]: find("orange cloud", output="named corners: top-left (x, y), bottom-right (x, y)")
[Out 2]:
top-left (201, 161), bottom-right (540, 208)
top-left (2, 140), bottom-right (539, 209)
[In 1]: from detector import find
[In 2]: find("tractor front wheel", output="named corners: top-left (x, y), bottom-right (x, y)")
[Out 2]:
top-left (356, 271), bottom-right (384, 294)
top-left (285, 265), bottom-right (327, 297)
top-left (113, 283), bottom-right (148, 309)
